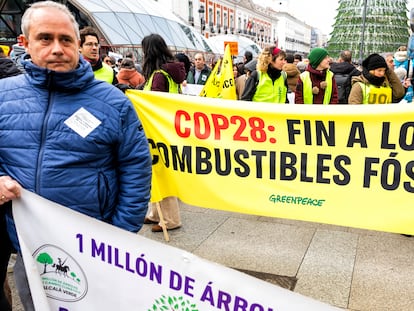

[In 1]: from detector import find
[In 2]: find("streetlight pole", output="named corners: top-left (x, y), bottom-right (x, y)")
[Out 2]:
top-left (359, 0), bottom-right (368, 65)
top-left (198, 5), bottom-right (205, 35)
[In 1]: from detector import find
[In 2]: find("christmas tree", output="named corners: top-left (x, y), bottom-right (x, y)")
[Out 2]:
top-left (327, 0), bottom-right (410, 63)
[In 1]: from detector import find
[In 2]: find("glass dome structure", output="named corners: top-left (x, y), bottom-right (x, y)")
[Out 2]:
top-left (69, 0), bottom-right (215, 56)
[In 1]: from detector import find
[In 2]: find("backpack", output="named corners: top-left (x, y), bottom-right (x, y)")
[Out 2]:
top-left (334, 73), bottom-right (352, 104)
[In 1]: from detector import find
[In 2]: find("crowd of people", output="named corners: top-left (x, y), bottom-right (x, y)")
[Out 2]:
top-left (1, 0), bottom-right (413, 309)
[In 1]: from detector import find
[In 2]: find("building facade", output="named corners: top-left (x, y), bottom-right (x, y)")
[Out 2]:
top-left (165, 0), bottom-right (313, 55)
top-left (0, 0), bottom-right (317, 57)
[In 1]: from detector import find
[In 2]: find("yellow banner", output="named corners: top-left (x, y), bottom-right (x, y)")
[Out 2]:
top-left (218, 44), bottom-right (237, 100)
top-left (199, 58), bottom-right (221, 98)
top-left (199, 44), bottom-right (237, 100)
top-left (128, 90), bottom-right (414, 235)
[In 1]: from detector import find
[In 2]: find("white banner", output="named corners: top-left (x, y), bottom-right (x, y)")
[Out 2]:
top-left (13, 189), bottom-right (339, 310)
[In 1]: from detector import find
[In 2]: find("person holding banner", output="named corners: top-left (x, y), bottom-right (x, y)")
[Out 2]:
top-left (0, 44), bottom-right (22, 311)
top-left (0, 2), bottom-right (152, 309)
top-left (240, 46), bottom-right (289, 103)
top-left (142, 33), bottom-right (185, 232)
top-left (348, 53), bottom-right (405, 104)
top-left (295, 47), bottom-right (338, 104)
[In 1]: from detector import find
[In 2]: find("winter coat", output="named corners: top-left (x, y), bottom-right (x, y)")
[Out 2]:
top-left (330, 61), bottom-right (361, 77)
top-left (187, 64), bottom-right (211, 85)
top-left (0, 58), bottom-right (21, 79)
top-left (0, 55), bottom-right (152, 250)
top-left (116, 68), bottom-right (145, 88)
top-left (348, 69), bottom-right (405, 104)
top-left (147, 61), bottom-right (186, 92)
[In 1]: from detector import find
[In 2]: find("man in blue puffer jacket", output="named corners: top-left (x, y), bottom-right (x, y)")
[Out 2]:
top-left (0, 1), bottom-right (152, 309)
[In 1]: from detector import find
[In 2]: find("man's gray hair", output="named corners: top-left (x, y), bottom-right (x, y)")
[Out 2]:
top-left (21, 1), bottom-right (80, 40)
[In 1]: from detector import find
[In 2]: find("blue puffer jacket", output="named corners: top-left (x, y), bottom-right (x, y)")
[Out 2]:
top-left (0, 55), bottom-right (152, 250)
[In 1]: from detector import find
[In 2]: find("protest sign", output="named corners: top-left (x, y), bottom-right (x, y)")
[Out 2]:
top-left (128, 90), bottom-right (414, 235)
top-left (14, 189), bottom-right (338, 310)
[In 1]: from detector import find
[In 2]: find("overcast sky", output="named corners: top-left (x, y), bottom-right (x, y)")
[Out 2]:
top-left (253, 0), bottom-right (414, 35)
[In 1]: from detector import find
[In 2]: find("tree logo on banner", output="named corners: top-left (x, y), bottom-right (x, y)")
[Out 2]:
top-left (33, 244), bottom-right (88, 302)
top-left (149, 294), bottom-right (198, 311)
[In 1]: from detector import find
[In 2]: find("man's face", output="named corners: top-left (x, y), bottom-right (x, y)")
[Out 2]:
top-left (23, 7), bottom-right (80, 72)
top-left (194, 54), bottom-right (205, 70)
top-left (386, 56), bottom-right (394, 70)
top-left (79, 35), bottom-right (100, 61)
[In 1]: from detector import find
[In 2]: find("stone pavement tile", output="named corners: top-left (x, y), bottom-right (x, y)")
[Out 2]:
top-left (191, 217), bottom-right (315, 276)
top-left (348, 235), bottom-right (414, 311)
top-left (259, 216), bottom-right (351, 232)
top-left (139, 207), bottom-right (229, 252)
top-left (294, 229), bottom-right (358, 309)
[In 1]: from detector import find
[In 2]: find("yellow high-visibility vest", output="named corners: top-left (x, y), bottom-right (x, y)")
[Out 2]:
top-left (252, 71), bottom-right (287, 103)
top-left (300, 70), bottom-right (333, 104)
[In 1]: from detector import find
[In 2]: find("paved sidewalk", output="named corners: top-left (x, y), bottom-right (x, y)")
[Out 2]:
top-left (139, 201), bottom-right (414, 311)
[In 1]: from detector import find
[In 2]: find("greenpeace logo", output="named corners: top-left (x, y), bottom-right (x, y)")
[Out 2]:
top-left (269, 194), bottom-right (325, 207)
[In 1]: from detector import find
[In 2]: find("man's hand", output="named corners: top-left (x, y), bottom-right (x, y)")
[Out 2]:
top-left (0, 176), bottom-right (22, 204)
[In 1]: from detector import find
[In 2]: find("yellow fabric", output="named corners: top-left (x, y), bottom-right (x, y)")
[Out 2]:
top-left (127, 90), bottom-right (414, 235)
top-left (199, 59), bottom-right (221, 98)
top-left (200, 44), bottom-right (237, 99)
top-left (252, 71), bottom-right (287, 103)
top-left (357, 82), bottom-right (392, 104)
top-left (143, 69), bottom-right (179, 93)
top-left (301, 70), bottom-right (334, 104)
top-left (94, 63), bottom-right (114, 84)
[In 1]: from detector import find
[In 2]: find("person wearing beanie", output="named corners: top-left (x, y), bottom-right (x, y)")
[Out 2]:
top-left (348, 53), bottom-right (405, 104)
top-left (294, 47), bottom-right (338, 104)
top-left (240, 46), bottom-right (289, 103)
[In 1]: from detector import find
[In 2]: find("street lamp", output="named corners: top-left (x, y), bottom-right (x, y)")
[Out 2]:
top-left (359, 0), bottom-right (368, 65)
top-left (198, 5), bottom-right (205, 35)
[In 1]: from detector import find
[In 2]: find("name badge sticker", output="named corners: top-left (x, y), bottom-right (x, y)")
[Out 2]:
top-left (64, 107), bottom-right (102, 138)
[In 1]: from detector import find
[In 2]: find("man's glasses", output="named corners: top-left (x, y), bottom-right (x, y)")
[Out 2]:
top-left (84, 42), bottom-right (100, 48)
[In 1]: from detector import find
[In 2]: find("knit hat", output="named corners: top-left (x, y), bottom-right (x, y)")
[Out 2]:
top-left (308, 47), bottom-right (329, 68)
top-left (362, 53), bottom-right (387, 71)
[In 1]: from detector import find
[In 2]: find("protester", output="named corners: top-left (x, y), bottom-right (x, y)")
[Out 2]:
top-left (330, 50), bottom-right (361, 104)
top-left (0, 46), bottom-right (20, 311)
top-left (125, 51), bottom-right (143, 74)
top-left (294, 53), bottom-right (302, 65)
top-left (236, 59), bottom-right (256, 99)
top-left (392, 46), bottom-right (413, 103)
top-left (141, 33), bottom-right (186, 232)
top-left (175, 52), bottom-right (192, 87)
top-left (283, 53), bottom-right (301, 103)
top-left (79, 26), bottom-right (118, 85)
top-left (116, 57), bottom-right (145, 88)
top-left (383, 52), bottom-right (395, 71)
top-left (0, 2), bottom-right (152, 309)
top-left (0, 46), bottom-right (21, 79)
top-left (348, 53), bottom-right (405, 104)
top-left (295, 47), bottom-right (338, 104)
top-left (186, 52), bottom-right (211, 85)
top-left (9, 34), bottom-right (26, 73)
top-left (103, 54), bottom-right (118, 72)
top-left (244, 51), bottom-right (253, 64)
top-left (240, 46), bottom-right (288, 103)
